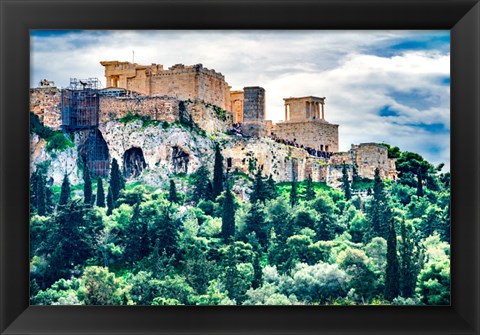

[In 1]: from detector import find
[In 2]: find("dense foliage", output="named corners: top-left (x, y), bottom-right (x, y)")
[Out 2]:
top-left (30, 145), bottom-right (450, 305)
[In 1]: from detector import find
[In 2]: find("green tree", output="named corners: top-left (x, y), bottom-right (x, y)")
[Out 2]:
top-left (341, 164), bottom-right (352, 200)
top-left (123, 204), bottom-right (150, 264)
top-left (106, 187), bottom-right (114, 215)
top-left (250, 167), bottom-right (266, 204)
top-left (79, 266), bottom-right (123, 305)
top-left (109, 158), bottom-right (125, 205)
top-left (212, 143), bottom-right (224, 199)
top-left (264, 175), bottom-right (278, 201)
top-left (156, 205), bottom-right (180, 257)
top-left (338, 248), bottom-right (378, 303)
top-left (221, 184), bottom-right (236, 241)
top-left (289, 180), bottom-right (298, 207)
top-left (416, 167), bottom-right (424, 197)
top-left (416, 259), bottom-right (450, 305)
top-left (168, 179), bottom-right (180, 204)
top-left (44, 200), bottom-right (92, 285)
top-left (59, 173), bottom-right (71, 206)
top-left (83, 163), bottom-right (93, 205)
top-left (305, 175), bottom-right (315, 201)
top-left (33, 170), bottom-right (47, 215)
top-left (366, 168), bottom-right (389, 239)
top-left (396, 151), bottom-right (438, 191)
top-left (399, 220), bottom-right (417, 297)
top-left (312, 194), bottom-right (338, 241)
top-left (96, 177), bottom-right (105, 207)
top-left (190, 165), bottom-right (211, 203)
top-left (245, 202), bottom-right (268, 248)
top-left (385, 220), bottom-right (400, 301)
top-left (182, 244), bottom-right (217, 295)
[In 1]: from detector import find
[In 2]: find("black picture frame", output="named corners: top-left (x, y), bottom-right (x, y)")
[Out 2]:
top-left (1, 0), bottom-right (479, 334)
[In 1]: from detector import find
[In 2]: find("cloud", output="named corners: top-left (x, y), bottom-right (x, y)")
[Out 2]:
top-left (30, 30), bottom-right (450, 170)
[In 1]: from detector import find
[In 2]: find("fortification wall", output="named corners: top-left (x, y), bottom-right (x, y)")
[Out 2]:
top-left (29, 88), bottom-right (62, 130)
top-left (99, 96), bottom-right (180, 124)
top-left (102, 61), bottom-right (231, 110)
top-left (352, 143), bottom-right (397, 180)
top-left (98, 96), bottom-right (231, 134)
top-left (222, 138), bottom-right (329, 183)
top-left (274, 120), bottom-right (339, 152)
top-left (326, 143), bottom-right (398, 187)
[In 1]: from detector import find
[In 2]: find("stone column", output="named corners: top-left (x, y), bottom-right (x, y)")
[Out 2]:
top-left (285, 103), bottom-right (288, 121)
top-left (321, 102), bottom-right (325, 120)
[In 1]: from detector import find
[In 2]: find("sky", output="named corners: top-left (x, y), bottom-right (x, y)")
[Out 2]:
top-left (30, 30), bottom-right (450, 170)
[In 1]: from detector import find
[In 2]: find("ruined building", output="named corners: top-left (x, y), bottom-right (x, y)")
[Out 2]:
top-left (30, 59), bottom-right (397, 186)
top-left (100, 61), bottom-right (231, 111)
top-left (274, 96), bottom-right (338, 152)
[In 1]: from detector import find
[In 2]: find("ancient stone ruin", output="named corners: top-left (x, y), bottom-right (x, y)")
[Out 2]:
top-left (29, 59), bottom-right (397, 187)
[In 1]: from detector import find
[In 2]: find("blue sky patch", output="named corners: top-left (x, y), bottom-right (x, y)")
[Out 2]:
top-left (390, 89), bottom-right (440, 111)
top-left (367, 32), bottom-right (450, 57)
top-left (407, 123), bottom-right (448, 134)
top-left (379, 105), bottom-right (399, 117)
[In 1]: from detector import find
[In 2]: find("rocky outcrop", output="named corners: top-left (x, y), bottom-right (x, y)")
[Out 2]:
top-left (98, 120), bottom-right (216, 187)
top-left (30, 133), bottom-right (82, 185)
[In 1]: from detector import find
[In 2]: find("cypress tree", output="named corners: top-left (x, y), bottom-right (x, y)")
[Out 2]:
top-left (305, 174), bottom-right (315, 201)
top-left (191, 165), bottom-right (211, 203)
top-left (30, 170), bottom-right (38, 213)
top-left (83, 163), bottom-right (93, 205)
top-left (59, 173), bottom-right (71, 206)
top-left (109, 158), bottom-right (124, 204)
top-left (264, 174), bottom-right (278, 201)
top-left (290, 180), bottom-right (298, 207)
top-left (245, 202), bottom-right (268, 247)
top-left (221, 183), bottom-right (236, 242)
top-left (37, 171), bottom-right (47, 215)
top-left (250, 167), bottom-right (266, 204)
top-left (168, 180), bottom-right (180, 204)
top-left (96, 178), bottom-right (105, 207)
top-left (212, 143), bottom-right (224, 200)
top-left (416, 167), bottom-right (424, 197)
top-left (341, 163), bottom-right (352, 200)
top-left (156, 205), bottom-right (179, 257)
top-left (367, 168), bottom-right (389, 239)
top-left (252, 251), bottom-right (263, 289)
top-left (385, 219), bottom-right (400, 301)
top-left (399, 219), bottom-right (416, 297)
top-left (224, 243), bottom-right (241, 301)
top-left (124, 203), bottom-right (152, 263)
top-left (106, 187), bottom-right (114, 215)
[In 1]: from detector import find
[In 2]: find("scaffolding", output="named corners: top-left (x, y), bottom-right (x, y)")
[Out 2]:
top-left (61, 78), bottom-right (109, 177)
top-left (61, 78), bottom-right (101, 130)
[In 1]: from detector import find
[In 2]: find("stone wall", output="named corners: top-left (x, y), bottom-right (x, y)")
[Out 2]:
top-left (29, 88), bottom-right (62, 130)
top-left (243, 87), bottom-right (265, 122)
top-left (185, 100), bottom-right (233, 134)
top-left (98, 96), bottom-right (231, 134)
top-left (222, 138), bottom-right (329, 183)
top-left (99, 95), bottom-right (180, 124)
top-left (326, 143), bottom-right (398, 187)
top-left (101, 61), bottom-right (231, 110)
top-left (274, 120), bottom-right (339, 152)
top-left (351, 143), bottom-right (397, 180)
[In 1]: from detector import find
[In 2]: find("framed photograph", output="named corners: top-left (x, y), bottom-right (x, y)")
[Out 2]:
top-left (1, 0), bottom-right (479, 334)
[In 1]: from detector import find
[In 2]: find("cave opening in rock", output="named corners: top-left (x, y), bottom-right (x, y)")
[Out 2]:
top-left (172, 146), bottom-right (189, 174)
top-left (123, 147), bottom-right (147, 179)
